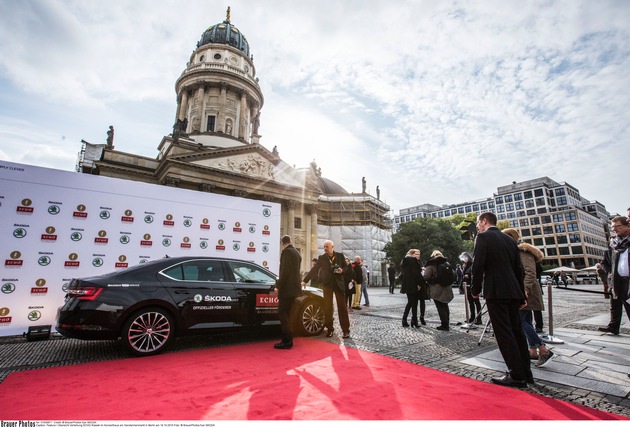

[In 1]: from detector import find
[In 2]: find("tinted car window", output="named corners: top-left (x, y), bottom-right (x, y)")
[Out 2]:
top-left (162, 260), bottom-right (224, 281)
top-left (226, 260), bottom-right (275, 284)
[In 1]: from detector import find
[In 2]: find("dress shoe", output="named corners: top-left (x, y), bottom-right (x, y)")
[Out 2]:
top-left (342, 332), bottom-right (350, 339)
top-left (535, 327), bottom-right (543, 333)
top-left (491, 373), bottom-right (527, 388)
top-left (325, 329), bottom-right (334, 337)
top-left (402, 321), bottom-right (410, 327)
top-left (411, 321), bottom-right (419, 328)
top-left (436, 325), bottom-right (449, 331)
top-left (353, 306), bottom-right (362, 310)
top-left (420, 317), bottom-right (426, 326)
top-left (274, 341), bottom-right (293, 349)
top-left (598, 326), bottom-right (619, 335)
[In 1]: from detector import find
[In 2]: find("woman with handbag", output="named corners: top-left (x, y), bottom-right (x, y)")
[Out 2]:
top-left (423, 250), bottom-right (454, 331)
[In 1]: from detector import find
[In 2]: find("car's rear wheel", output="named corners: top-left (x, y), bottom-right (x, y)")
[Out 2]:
top-left (121, 308), bottom-right (175, 356)
top-left (294, 298), bottom-right (325, 336)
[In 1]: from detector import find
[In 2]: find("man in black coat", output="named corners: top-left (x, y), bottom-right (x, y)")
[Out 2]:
top-left (302, 240), bottom-right (350, 339)
top-left (471, 212), bottom-right (531, 388)
top-left (274, 235), bottom-right (302, 349)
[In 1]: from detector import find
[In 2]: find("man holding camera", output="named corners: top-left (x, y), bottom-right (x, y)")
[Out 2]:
top-left (302, 240), bottom-right (351, 339)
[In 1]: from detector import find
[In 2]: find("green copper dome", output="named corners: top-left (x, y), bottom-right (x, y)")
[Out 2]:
top-left (197, 8), bottom-right (250, 57)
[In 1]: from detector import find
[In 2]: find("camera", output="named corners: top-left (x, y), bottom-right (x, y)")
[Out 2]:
top-left (332, 264), bottom-right (341, 274)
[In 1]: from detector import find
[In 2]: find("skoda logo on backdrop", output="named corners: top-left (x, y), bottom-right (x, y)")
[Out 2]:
top-left (262, 208), bottom-right (271, 217)
top-left (48, 205), bottom-right (60, 215)
top-left (144, 215), bottom-right (154, 224)
top-left (1, 283), bottom-right (16, 294)
top-left (100, 210), bottom-right (110, 219)
top-left (249, 226), bottom-right (256, 233)
top-left (13, 228), bottom-right (27, 238)
top-left (218, 223), bottom-right (226, 231)
top-left (28, 310), bottom-right (42, 321)
top-left (38, 256), bottom-right (51, 266)
top-left (183, 219), bottom-right (192, 227)
top-left (233, 243), bottom-right (240, 251)
top-left (262, 244), bottom-right (269, 253)
top-left (162, 238), bottom-right (171, 247)
top-left (92, 257), bottom-right (104, 267)
top-left (70, 231), bottom-right (82, 242)
top-left (120, 235), bottom-right (130, 244)
top-left (200, 241), bottom-right (208, 249)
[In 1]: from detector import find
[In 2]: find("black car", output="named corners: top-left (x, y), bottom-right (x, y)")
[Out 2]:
top-left (56, 256), bottom-right (325, 356)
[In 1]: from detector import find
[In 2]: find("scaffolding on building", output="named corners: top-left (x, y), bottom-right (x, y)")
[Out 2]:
top-left (317, 194), bottom-right (393, 286)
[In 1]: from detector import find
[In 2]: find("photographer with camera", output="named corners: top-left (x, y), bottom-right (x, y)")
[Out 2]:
top-left (302, 240), bottom-right (351, 339)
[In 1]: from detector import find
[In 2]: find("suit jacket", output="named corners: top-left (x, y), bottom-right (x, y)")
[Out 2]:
top-left (277, 244), bottom-right (302, 299)
top-left (303, 251), bottom-right (346, 292)
top-left (471, 226), bottom-right (525, 301)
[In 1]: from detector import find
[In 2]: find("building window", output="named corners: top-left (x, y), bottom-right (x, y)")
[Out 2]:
top-left (525, 200), bottom-right (534, 208)
top-left (522, 228), bottom-right (531, 236)
top-left (507, 212), bottom-right (516, 219)
top-left (542, 216), bottom-right (551, 224)
top-left (294, 217), bottom-right (302, 229)
top-left (532, 227), bottom-right (542, 235)
top-left (565, 212), bottom-right (576, 221)
top-left (458, 207), bottom-right (465, 214)
top-left (514, 193), bottom-right (523, 201)
top-left (567, 223), bottom-right (579, 232)
top-left (557, 235), bottom-right (568, 244)
top-left (545, 236), bottom-right (556, 245)
top-left (556, 196), bottom-right (567, 206)
top-left (527, 209), bottom-right (536, 216)
top-left (515, 201), bottom-right (524, 210)
top-left (520, 219), bottom-right (529, 227)
top-left (530, 217), bottom-right (540, 225)
top-left (543, 226), bottom-right (553, 234)
top-left (207, 116), bottom-right (216, 132)
top-left (506, 203), bottom-right (514, 211)
top-left (504, 194), bottom-right (513, 202)
top-left (553, 214), bottom-right (563, 223)
top-left (497, 205), bottom-right (504, 213)
top-left (572, 246), bottom-right (583, 255)
top-left (465, 206), bottom-right (472, 213)
top-left (480, 203), bottom-right (487, 210)
top-left (534, 189), bottom-right (543, 197)
top-left (555, 224), bottom-right (565, 233)
top-left (510, 220), bottom-right (518, 227)
top-left (498, 214), bottom-right (506, 220)
top-left (535, 198), bottom-right (545, 206)
top-left (555, 188), bottom-right (566, 196)
top-left (524, 191), bottom-right (533, 199)
top-left (559, 247), bottom-right (570, 255)
top-left (534, 238), bottom-right (543, 246)
top-left (547, 247), bottom-right (557, 256)
top-left (569, 234), bottom-right (581, 243)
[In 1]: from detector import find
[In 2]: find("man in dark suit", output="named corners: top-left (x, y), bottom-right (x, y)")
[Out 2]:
top-left (274, 235), bottom-right (302, 349)
top-left (302, 240), bottom-right (350, 339)
top-left (471, 212), bottom-right (531, 388)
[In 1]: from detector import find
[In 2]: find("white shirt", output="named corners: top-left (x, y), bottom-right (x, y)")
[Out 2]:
top-left (618, 248), bottom-right (629, 277)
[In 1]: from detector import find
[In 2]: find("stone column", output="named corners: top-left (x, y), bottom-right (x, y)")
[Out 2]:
top-left (309, 206), bottom-right (318, 259)
top-left (177, 90), bottom-right (189, 123)
top-left (238, 92), bottom-right (247, 140)
top-left (219, 82), bottom-right (227, 132)
top-left (287, 200), bottom-right (298, 239)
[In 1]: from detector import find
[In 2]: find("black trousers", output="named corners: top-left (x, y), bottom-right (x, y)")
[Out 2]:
top-left (403, 293), bottom-right (419, 323)
top-left (533, 310), bottom-right (543, 330)
top-left (433, 300), bottom-right (450, 328)
top-left (279, 296), bottom-right (296, 343)
top-left (389, 278), bottom-right (395, 293)
top-left (323, 284), bottom-right (350, 334)
top-left (467, 288), bottom-right (482, 320)
top-left (486, 299), bottom-right (532, 382)
top-left (607, 277), bottom-right (630, 332)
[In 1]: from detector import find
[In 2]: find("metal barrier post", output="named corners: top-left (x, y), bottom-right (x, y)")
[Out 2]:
top-left (541, 281), bottom-right (564, 344)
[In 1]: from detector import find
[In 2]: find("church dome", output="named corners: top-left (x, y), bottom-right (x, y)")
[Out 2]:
top-left (317, 176), bottom-right (348, 195)
top-left (197, 14), bottom-right (250, 57)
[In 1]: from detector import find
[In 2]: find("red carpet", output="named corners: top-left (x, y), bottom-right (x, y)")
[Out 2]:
top-left (0, 339), bottom-right (624, 420)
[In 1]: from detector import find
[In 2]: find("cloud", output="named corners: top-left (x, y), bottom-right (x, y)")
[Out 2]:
top-left (0, 0), bottom-right (628, 215)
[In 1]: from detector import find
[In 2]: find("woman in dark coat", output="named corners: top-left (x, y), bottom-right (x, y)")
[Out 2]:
top-left (423, 250), bottom-right (454, 331)
top-left (400, 248), bottom-right (426, 328)
top-left (342, 257), bottom-right (355, 309)
top-left (461, 251), bottom-right (482, 325)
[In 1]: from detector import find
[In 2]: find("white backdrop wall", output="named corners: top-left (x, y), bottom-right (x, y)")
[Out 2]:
top-left (0, 161), bottom-right (281, 337)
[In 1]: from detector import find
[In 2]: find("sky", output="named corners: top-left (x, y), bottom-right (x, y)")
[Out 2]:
top-left (1, 0), bottom-right (629, 217)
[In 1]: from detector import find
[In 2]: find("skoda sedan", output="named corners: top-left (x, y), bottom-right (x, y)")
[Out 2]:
top-left (56, 256), bottom-right (325, 356)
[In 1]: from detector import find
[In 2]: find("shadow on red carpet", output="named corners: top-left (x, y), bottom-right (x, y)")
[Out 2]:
top-left (0, 338), bottom-right (624, 420)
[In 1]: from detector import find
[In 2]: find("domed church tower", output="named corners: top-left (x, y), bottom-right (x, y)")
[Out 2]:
top-left (173, 7), bottom-right (263, 144)
top-left (77, 8), bottom-right (392, 281)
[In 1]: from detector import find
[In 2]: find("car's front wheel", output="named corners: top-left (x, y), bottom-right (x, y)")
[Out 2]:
top-left (293, 298), bottom-right (325, 336)
top-left (121, 308), bottom-right (175, 356)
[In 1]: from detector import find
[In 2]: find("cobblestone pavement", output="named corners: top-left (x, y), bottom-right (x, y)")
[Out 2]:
top-left (1, 284), bottom-right (628, 419)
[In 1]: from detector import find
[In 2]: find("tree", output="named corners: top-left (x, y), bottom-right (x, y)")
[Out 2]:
top-left (385, 217), bottom-right (468, 267)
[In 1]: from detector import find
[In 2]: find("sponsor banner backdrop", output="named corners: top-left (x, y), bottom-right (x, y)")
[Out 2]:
top-left (0, 160), bottom-right (281, 337)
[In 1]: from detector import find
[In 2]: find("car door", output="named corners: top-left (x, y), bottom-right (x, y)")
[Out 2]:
top-left (224, 260), bottom-right (279, 326)
top-left (159, 259), bottom-right (238, 329)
